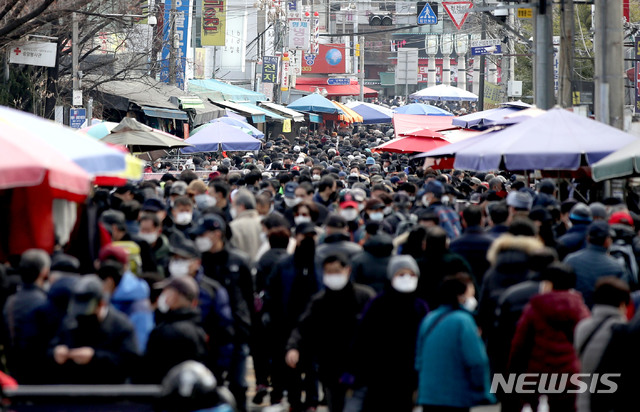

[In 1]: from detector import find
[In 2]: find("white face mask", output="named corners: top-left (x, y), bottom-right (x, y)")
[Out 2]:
top-left (157, 292), bottom-right (170, 313)
top-left (195, 236), bottom-right (213, 253)
top-left (259, 232), bottom-right (268, 243)
top-left (312, 174), bottom-right (321, 181)
top-left (349, 172), bottom-right (359, 178)
top-left (383, 206), bottom-right (393, 216)
top-left (230, 208), bottom-right (238, 220)
top-left (284, 197), bottom-right (302, 208)
top-left (169, 259), bottom-right (191, 278)
top-left (340, 208), bottom-right (359, 221)
top-left (391, 273), bottom-right (418, 293)
top-left (463, 296), bottom-right (478, 312)
top-left (369, 212), bottom-right (384, 222)
top-left (138, 232), bottom-right (158, 245)
top-left (175, 211), bottom-right (193, 225)
top-left (323, 274), bottom-right (349, 291)
top-left (422, 195), bottom-right (431, 208)
top-left (294, 215), bottom-right (312, 225)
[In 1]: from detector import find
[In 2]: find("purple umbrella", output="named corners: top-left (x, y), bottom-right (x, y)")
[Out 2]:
top-left (452, 108), bottom-right (638, 171)
top-left (452, 107), bottom-right (522, 128)
top-left (224, 109), bottom-right (248, 122)
top-left (180, 122), bottom-right (261, 153)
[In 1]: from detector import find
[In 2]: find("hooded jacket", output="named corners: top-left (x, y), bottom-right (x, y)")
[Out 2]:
top-left (111, 271), bottom-right (154, 352)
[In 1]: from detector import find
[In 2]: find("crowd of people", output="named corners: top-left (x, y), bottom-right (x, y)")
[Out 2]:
top-left (3, 126), bottom-right (640, 412)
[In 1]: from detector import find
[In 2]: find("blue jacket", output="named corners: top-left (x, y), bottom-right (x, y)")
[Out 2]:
top-left (557, 223), bottom-right (590, 260)
top-left (415, 306), bottom-right (495, 408)
top-left (111, 271), bottom-right (154, 352)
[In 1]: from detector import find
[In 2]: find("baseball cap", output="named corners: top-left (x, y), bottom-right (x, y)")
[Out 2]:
top-left (366, 157), bottom-right (375, 165)
top-left (189, 214), bottom-right (227, 237)
top-left (170, 181), bottom-right (188, 196)
top-left (470, 177), bottom-right (482, 186)
top-left (68, 275), bottom-right (104, 318)
top-left (142, 197), bottom-right (166, 213)
top-left (506, 191), bottom-right (534, 211)
top-left (609, 211), bottom-right (634, 226)
top-left (569, 203), bottom-right (593, 223)
top-left (424, 180), bottom-right (444, 197)
top-left (284, 182), bottom-right (299, 199)
top-left (295, 222), bottom-right (316, 235)
top-left (98, 244), bottom-right (128, 266)
top-left (390, 176), bottom-right (400, 185)
top-left (340, 200), bottom-right (359, 210)
top-left (169, 235), bottom-right (201, 259)
top-left (325, 214), bottom-right (347, 229)
top-left (155, 276), bottom-right (199, 302)
top-left (350, 188), bottom-right (367, 202)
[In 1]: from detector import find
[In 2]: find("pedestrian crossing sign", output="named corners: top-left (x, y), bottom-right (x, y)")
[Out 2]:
top-left (417, 3), bottom-right (438, 25)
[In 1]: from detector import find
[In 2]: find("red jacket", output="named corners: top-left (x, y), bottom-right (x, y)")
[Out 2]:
top-left (509, 291), bottom-right (590, 375)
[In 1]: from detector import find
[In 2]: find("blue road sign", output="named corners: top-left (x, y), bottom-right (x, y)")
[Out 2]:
top-left (417, 3), bottom-right (438, 25)
top-left (471, 44), bottom-right (502, 56)
top-left (327, 78), bottom-right (350, 85)
top-left (69, 108), bottom-right (86, 129)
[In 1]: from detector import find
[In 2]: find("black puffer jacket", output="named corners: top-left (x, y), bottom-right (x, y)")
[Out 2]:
top-left (351, 234), bottom-right (394, 293)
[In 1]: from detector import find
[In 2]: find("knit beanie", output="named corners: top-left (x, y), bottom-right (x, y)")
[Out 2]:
top-left (387, 255), bottom-right (420, 279)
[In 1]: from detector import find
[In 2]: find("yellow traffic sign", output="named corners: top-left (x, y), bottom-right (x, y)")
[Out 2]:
top-left (517, 8), bottom-right (533, 18)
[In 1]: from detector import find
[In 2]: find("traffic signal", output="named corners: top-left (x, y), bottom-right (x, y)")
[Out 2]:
top-left (369, 14), bottom-right (393, 26)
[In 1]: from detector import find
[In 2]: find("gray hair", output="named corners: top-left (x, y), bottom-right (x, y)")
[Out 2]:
top-left (234, 189), bottom-right (256, 210)
top-left (20, 249), bottom-right (51, 283)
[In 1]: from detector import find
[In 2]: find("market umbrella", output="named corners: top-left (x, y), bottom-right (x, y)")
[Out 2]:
top-left (591, 139), bottom-right (640, 182)
top-left (332, 101), bottom-right (364, 123)
top-left (94, 144), bottom-right (145, 186)
top-left (79, 121), bottom-right (119, 139)
top-left (444, 108), bottom-right (637, 171)
top-left (393, 103), bottom-right (453, 116)
top-left (287, 93), bottom-right (344, 114)
top-left (393, 114), bottom-right (457, 138)
top-left (211, 117), bottom-right (265, 139)
top-left (181, 122), bottom-right (261, 153)
top-left (373, 135), bottom-right (449, 154)
top-left (452, 107), bottom-right (522, 128)
top-left (410, 84), bottom-right (478, 101)
top-left (491, 107), bottom-right (547, 126)
top-left (101, 117), bottom-right (192, 152)
top-left (345, 102), bottom-right (393, 124)
top-left (224, 109), bottom-right (248, 122)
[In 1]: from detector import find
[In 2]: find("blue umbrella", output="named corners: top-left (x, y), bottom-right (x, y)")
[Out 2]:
top-left (211, 117), bottom-right (265, 139)
top-left (393, 103), bottom-right (453, 116)
top-left (347, 103), bottom-right (393, 124)
top-left (452, 107), bottom-right (522, 128)
top-left (224, 109), bottom-right (248, 122)
top-left (287, 93), bottom-right (344, 114)
top-left (181, 122), bottom-right (261, 153)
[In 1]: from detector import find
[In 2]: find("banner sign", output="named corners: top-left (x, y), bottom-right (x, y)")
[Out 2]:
top-left (635, 36), bottom-right (640, 113)
top-left (161, 0), bottom-right (190, 89)
top-left (302, 44), bottom-right (346, 73)
top-left (8, 42), bottom-right (57, 67)
top-left (202, 0), bottom-right (226, 46)
top-left (262, 56), bottom-right (278, 83)
top-left (281, 55), bottom-right (290, 91)
top-left (289, 21), bottom-right (310, 50)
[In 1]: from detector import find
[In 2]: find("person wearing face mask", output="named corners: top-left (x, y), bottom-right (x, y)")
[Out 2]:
top-left (316, 214), bottom-right (363, 264)
top-left (294, 182), bottom-right (329, 225)
top-left (165, 196), bottom-right (196, 238)
top-left (194, 215), bottom-right (253, 411)
top-left (347, 255), bottom-right (429, 412)
top-left (285, 254), bottom-right (375, 412)
top-left (263, 222), bottom-right (322, 411)
top-left (3, 249), bottom-right (51, 384)
top-left (353, 198), bottom-right (386, 243)
top-left (136, 213), bottom-right (171, 277)
top-left (337, 199), bottom-right (363, 240)
top-left (291, 201), bottom-right (320, 230)
top-left (313, 176), bottom-right (338, 209)
top-left (142, 276), bottom-right (208, 384)
top-left (418, 180), bottom-right (462, 240)
top-left (49, 275), bottom-right (140, 384)
top-left (415, 273), bottom-right (495, 412)
top-left (229, 190), bottom-right (263, 263)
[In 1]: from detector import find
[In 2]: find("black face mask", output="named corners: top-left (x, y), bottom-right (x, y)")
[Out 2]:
top-left (76, 314), bottom-right (100, 330)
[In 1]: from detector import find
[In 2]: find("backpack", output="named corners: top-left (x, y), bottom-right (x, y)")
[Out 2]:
top-left (609, 241), bottom-right (638, 287)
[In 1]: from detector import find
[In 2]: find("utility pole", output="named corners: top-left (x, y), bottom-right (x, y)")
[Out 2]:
top-left (72, 12), bottom-right (79, 93)
top-left (168, 0), bottom-right (177, 85)
top-left (359, 38), bottom-right (364, 101)
top-left (534, 0), bottom-right (554, 109)
top-left (478, 0), bottom-right (486, 111)
top-left (559, 0), bottom-right (575, 107)
top-left (594, 0), bottom-right (624, 130)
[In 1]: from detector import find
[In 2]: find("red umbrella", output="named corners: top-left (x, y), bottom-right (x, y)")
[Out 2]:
top-left (373, 135), bottom-right (450, 154)
top-left (393, 113), bottom-right (457, 137)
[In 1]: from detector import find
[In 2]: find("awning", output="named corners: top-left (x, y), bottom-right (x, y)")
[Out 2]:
top-left (178, 96), bottom-right (205, 109)
top-left (332, 102), bottom-right (364, 123)
top-left (259, 102), bottom-right (305, 122)
top-left (307, 113), bottom-right (322, 123)
top-left (140, 106), bottom-right (189, 120)
top-left (189, 79), bottom-right (266, 104)
top-left (211, 101), bottom-right (267, 123)
top-left (239, 103), bottom-right (286, 121)
top-left (294, 83), bottom-right (378, 97)
top-left (193, 100), bottom-right (225, 125)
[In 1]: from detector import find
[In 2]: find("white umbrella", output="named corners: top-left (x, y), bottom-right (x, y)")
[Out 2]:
top-left (410, 84), bottom-right (478, 101)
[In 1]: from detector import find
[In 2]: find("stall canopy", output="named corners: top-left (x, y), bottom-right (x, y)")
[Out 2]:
top-left (452, 106), bottom-right (523, 129)
top-left (591, 139), bottom-right (640, 182)
top-left (211, 117), bottom-right (265, 139)
top-left (189, 79), bottom-right (267, 104)
top-left (331, 101), bottom-right (364, 123)
top-left (294, 78), bottom-right (378, 97)
top-left (181, 122), bottom-right (261, 153)
top-left (346, 102), bottom-right (393, 124)
top-left (288, 93), bottom-right (344, 114)
top-left (212, 101), bottom-right (267, 123)
top-left (259, 102), bottom-right (305, 122)
top-left (101, 118), bottom-right (193, 152)
top-left (424, 108), bottom-right (639, 171)
top-left (239, 103), bottom-right (286, 121)
top-left (393, 114), bottom-right (456, 137)
top-left (170, 96), bottom-right (224, 125)
top-left (90, 76), bottom-right (214, 120)
top-left (374, 135), bottom-right (448, 153)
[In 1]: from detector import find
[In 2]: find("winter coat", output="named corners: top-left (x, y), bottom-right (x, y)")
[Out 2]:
top-left (574, 304), bottom-right (626, 412)
top-left (477, 235), bottom-right (544, 338)
top-left (48, 307), bottom-right (140, 384)
top-left (351, 234), bottom-right (393, 293)
top-left (450, 225), bottom-right (495, 284)
top-left (350, 289), bottom-right (429, 412)
top-left (111, 271), bottom-right (154, 352)
top-left (229, 209), bottom-right (264, 263)
top-left (557, 223), bottom-right (590, 260)
top-left (416, 251), bottom-right (471, 310)
top-left (416, 305), bottom-right (495, 408)
top-left (286, 282), bottom-right (375, 381)
top-left (564, 244), bottom-right (627, 308)
top-left (143, 307), bottom-right (208, 383)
